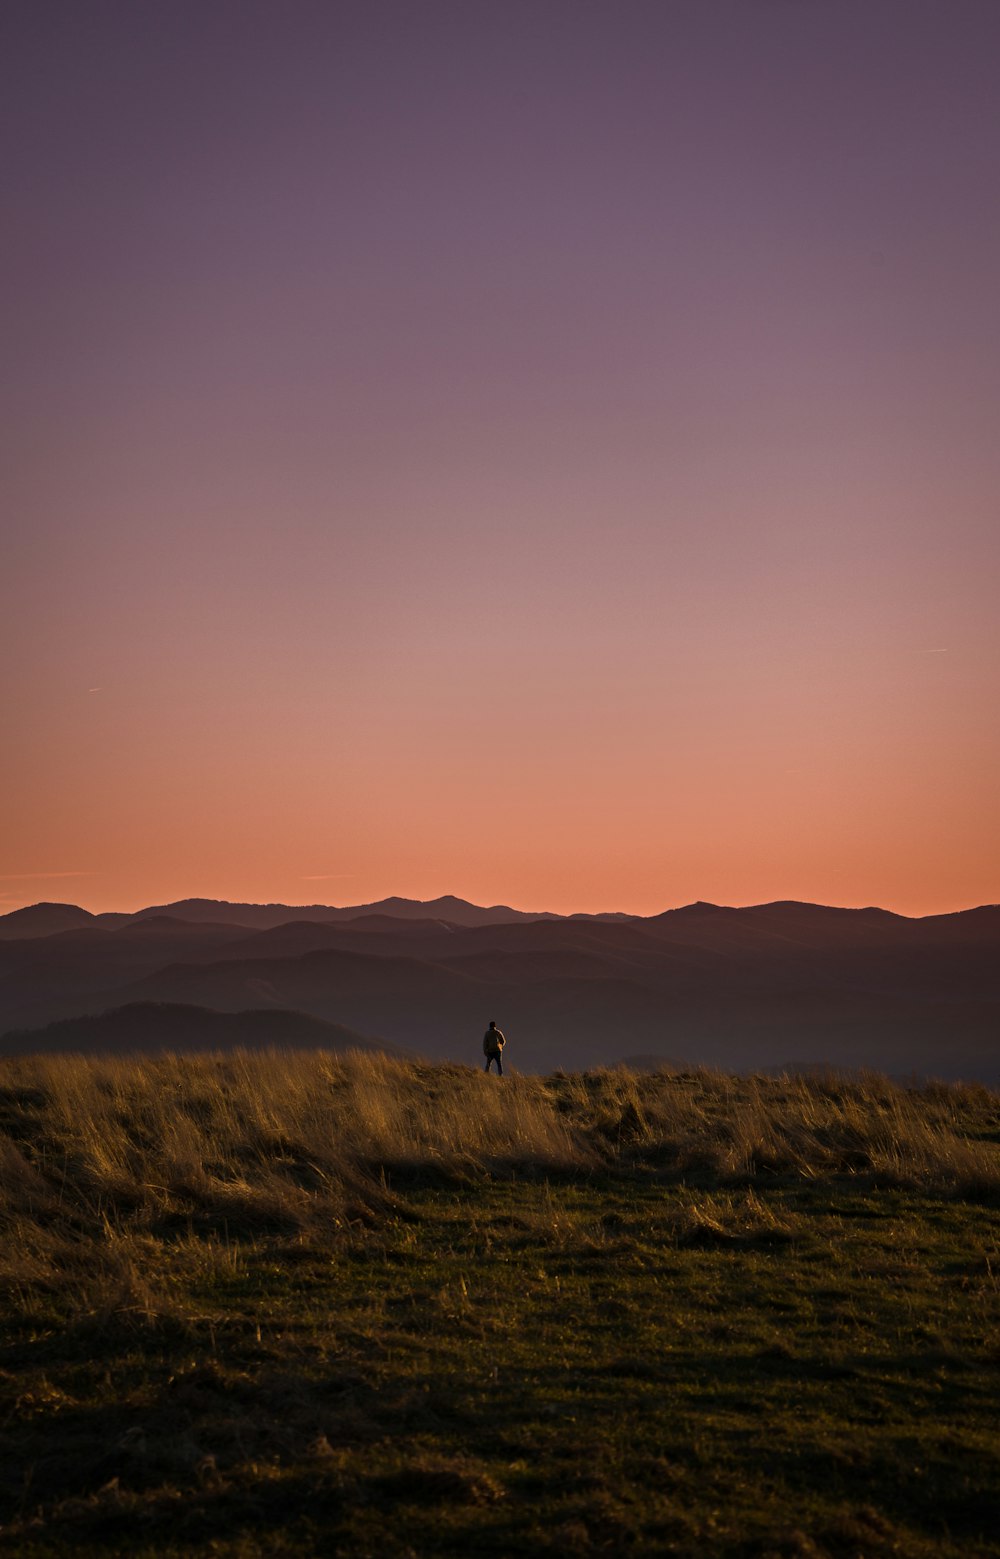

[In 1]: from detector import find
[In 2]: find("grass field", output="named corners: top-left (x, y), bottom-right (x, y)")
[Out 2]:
top-left (2, 1053), bottom-right (999, 1556)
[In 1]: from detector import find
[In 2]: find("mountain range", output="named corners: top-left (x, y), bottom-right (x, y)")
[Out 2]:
top-left (1, 896), bottom-right (998, 1081)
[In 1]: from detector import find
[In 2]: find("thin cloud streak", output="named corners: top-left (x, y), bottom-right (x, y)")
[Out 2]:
top-left (0, 871), bottom-right (95, 880)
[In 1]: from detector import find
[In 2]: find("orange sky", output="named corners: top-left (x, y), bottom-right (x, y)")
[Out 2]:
top-left (3, 4), bottom-right (999, 920)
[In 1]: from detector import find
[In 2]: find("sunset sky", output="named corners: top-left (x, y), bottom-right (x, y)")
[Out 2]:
top-left (3, 1), bottom-right (999, 918)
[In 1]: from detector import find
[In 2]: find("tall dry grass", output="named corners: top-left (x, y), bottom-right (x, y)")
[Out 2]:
top-left (554, 1065), bottom-right (1000, 1191)
top-left (1, 1051), bottom-right (998, 1328)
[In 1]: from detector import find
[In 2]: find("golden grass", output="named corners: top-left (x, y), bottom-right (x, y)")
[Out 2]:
top-left (1, 1050), bottom-right (998, 1331)
top-left (2, 1051), bottom-right (998, 1220)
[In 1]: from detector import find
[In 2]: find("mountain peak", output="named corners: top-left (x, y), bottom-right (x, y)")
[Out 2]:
top-left (0, 902), bottom-right (96, 940)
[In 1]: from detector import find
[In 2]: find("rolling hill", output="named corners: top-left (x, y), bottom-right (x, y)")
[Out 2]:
top-left (0, 1002), bottom-right (402, 1059)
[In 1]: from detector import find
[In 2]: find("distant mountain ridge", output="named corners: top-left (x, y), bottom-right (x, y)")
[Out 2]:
top-left (1, 894), bottom-right (997, 1080)
top-left (0, 893), bottom-right (650, 941)
top-left (4, 894), bottom-right (997, 941)
top-left (129, 895), bottom-right (562, 929)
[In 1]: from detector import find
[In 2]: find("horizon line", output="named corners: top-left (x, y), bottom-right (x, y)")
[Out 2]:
top-left (2, 891), bottom-right (997, 923)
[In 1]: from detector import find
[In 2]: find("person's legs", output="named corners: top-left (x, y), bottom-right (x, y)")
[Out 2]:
top-left (496, 1053), bottom-right (503, 1076)
top-left (484, 1056), bottom-right (491, 1072)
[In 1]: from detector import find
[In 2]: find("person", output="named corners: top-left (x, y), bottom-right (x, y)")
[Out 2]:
top-left (482, 1020), bottom-right (506, 1075)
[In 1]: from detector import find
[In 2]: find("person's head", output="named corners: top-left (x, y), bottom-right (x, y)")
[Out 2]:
top-left (489, 1020), bottom-right (496, 1028)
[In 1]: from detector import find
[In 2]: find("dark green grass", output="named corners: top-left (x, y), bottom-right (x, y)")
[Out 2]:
top-left (3, 1173), bottom-right (999, 1557)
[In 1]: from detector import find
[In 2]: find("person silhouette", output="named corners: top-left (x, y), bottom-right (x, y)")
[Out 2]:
top-left (482, 1020), bottom-right (506, 1075)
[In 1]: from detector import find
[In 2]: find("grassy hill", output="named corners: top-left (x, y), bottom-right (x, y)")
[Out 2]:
top-left (0, 1002), bottom-right (402, 1059)
top-left (1, 1053), bottom-right (999, 1556)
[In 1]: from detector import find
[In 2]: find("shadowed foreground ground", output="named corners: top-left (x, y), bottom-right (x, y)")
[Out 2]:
top-left (1, 1053), bottom-right (999, 1556)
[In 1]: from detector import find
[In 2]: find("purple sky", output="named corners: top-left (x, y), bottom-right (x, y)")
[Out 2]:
top-left (3, 1), bottom-right (999, 915)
